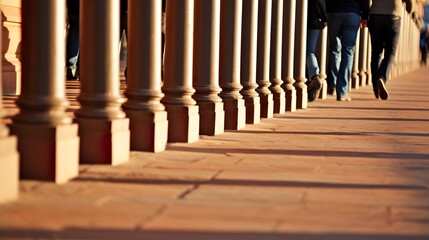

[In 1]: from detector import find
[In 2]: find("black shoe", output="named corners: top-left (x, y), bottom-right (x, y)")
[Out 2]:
top-left (374, 91), bottom-right (380, 100)
top-left (327, 87), bottom-right (335, 95)
top-left (377, 78), bottom-right (388, 100)
top-left (307, 75), bottom-right (322, 102)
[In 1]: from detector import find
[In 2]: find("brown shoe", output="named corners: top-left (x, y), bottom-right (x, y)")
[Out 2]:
top-left (377, 78), bottom-right (389, 100)
top-left (307, 75), bottom-right (323, 102)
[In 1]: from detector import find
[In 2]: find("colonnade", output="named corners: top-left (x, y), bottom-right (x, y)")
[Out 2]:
top-left (0, 0), bottom-right (422, 203)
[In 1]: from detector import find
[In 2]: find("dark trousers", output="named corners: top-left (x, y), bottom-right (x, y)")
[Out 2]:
top-left (368, 15), bottom-right (401, 93)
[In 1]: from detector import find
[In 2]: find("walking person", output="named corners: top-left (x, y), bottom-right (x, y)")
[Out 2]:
top-left (368, 0), bottom-right (412, 100)
top-left (420, 26), bottom-right (429, 67)
top-left (326, 0), bottom-right (369, 101)
top-left (306, 0), bottom-right (328, 102)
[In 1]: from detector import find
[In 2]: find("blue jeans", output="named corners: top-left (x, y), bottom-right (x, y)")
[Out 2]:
top-left (306, 29), bottom-right (321, 79)
top-left (327, 13), bottom-right (360, 97)
top-left (368, 15), bottom-right (401, 93)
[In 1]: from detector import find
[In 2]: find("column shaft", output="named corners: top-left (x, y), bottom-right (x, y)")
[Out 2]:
top-left (269, 0), bottom-right (285, 114)
top-left (316, 28), bottom-right (328, 99)
top-left (162, 0), bottom-right (200, 142)
top-left (77, 0), bottom-right (130, 165)
top-left (122, 0), bottom-right (168, 152)
top-left (11, 0), bottom-right (79, 184)
top-left (293, 0), bottom-right (307, 109)
top-left (359, 28), bottom-right (369, 87)
top-left (193, 0), bottom-right (225, 135)
top-left (351, 29), bottom-right (360, 89)
top-left (281, 0), bottom-right (296, 111)
top-left (241, 0), bottom-right (260, 124)
top-left (256, 0), bottom-right (274, 119)
top-left (0, 17), bottom-right (19, 202)
top-left (219, 0), bottom-right (246, 130)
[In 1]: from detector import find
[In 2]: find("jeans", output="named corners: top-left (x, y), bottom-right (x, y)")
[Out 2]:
top-left (368, 15), bottom-right (401, 93)
top-left (327, 13), bottom-right (360, 98)
top-left (306, 29), bottom-right (321, 80)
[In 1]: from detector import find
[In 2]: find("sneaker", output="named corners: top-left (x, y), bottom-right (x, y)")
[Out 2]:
top-left (307, 75), bottom-right (322, 102)
top-left (377, 78), bottom-right (388, 100)
top-left (337, 95), bottom-right (352, 101)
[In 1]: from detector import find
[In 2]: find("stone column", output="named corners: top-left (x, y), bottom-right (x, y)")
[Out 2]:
top-left (269, 0), bottom-right (285, 114)
top-left (281, 0), bottom-right (296, 111)
top-left (256, 0), bottom-right (274, 119)
top-left (316, 27), bottom-right (328, 99)
top-left (219, 0), bottom-right (246, 130)
top-left (293, 0), bottom-right (307, 109)
top-left (0, 16), bottom-right (19, 203)
top-left (366, 34), bottom-right (372, 87)
top-left (162, 0), bottom-right (200, 142)
top-left (76, 0), bottom-right (130, 165)
top-left (193, 0), bottom-right (225, 135)
top-left (122, 0), bottom-right (168, 152)
top-left (241, 0), bottom-right (260, 124)
top-left (359, 27), bottom-right (369, 87)
top-left (11, 0), bottom-right (79, 184)
top-left (351, 29), bottom-right (360, 89)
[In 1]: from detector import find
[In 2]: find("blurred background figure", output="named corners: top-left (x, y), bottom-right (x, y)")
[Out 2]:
top-left (66, 0), bottom-right (79, 80)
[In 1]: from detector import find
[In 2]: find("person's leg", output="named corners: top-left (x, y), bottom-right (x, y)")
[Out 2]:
top-left (368, 15), bottom-right (385, 97)
top-left (379, 17), bottom-right (401, 83)
top-left (336, 13), bottom-right (360, 99)
top-left (306, 29), bottom-right (321, 79)
top-left (327, 14), bottom-right (342, 94)
top-left (66, 15), bottom-right (79, 79)
top-left (306, 29), bottom-right (322, 102)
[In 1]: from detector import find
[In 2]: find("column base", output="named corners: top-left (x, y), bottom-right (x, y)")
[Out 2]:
top-left (165, 105), bottom-right (199, 143)
top-left (259, 94), bottom-right (273, 119)
top-left (11, 123), bottom-right (79, 184)
top-left (198, 102), bottom-right (225, 136)
top-left (125, 110), bottom-right (168, 153)
top-left (351, 75), bottom-right (360, 89)
top-left (223, 99), bottom-right (246, 130)
top-left (77, 118), bottom-right (130, 166)
top-left (286, 89), bottom-right (297, 112)
top-left (359, 73), bottom-right (367, 87)
top-left (294, 84), bottom-right (307, 110)
top-left (272, 92), bottom-right (286, 114)
top-left (244, 96), bottom-right (260, 125)
top-left (0, 136), bottom-right (19, 203)
top-left (318, 80), bottom-right (327, 100)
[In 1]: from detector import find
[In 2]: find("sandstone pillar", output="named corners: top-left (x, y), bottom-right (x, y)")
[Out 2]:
top-left (281, 0), bottom-right (296, 111)
top-left (351, 29), bottom-right (360, 90)
top-left (269, 0), bottom-right (285, 114)
top-left (122, 0), bottom-right (168, 152)
top-left (11, 0), bottom-right (79, 183)
top-left (293, 0), bottom-right (307, 109)
top-left (219, 0), bottom-right (246, 130)
top-left (241, 0), bottom-right (260, 124)
top-left (316, 27), bottom-right (328, 99)
top-left (193, 0), bottom-right (225, 135)
top-left (0, 15), bottom-right (19, 203)
top-left (359, 27), bottom-right (369, 87)
top-left (162, 0), bottom-right (200, 142)
top-left (255, 0), bottom-right (274, 119)
top-left (76, 0), bottom-right (130, 165)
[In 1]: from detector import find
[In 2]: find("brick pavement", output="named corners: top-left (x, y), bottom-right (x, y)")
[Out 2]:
top-left (1, 68), bottom-right (429, 239)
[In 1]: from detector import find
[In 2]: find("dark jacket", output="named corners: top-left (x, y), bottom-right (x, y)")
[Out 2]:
top-left (308, 0), bottom-right (327, 29)
top-left (326, 0), bottom-right (370, 20)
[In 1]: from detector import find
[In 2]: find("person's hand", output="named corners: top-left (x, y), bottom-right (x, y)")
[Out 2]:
top-left (360, 19), bottom-right (368, 29)
top-left (323, 22), bottom-right (328, 28)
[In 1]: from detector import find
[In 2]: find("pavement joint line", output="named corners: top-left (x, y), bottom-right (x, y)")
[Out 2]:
top-left (136, 204), bottom-right (169, 229)
top-left (177, 185), bottom-right (199, 200)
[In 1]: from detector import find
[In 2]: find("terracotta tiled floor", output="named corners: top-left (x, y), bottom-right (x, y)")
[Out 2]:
top-left (1, 67), bottom-right (429, 240)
